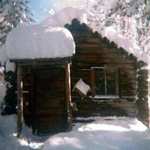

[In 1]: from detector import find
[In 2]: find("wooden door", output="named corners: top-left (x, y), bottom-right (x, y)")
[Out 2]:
top-left (33, 68), bottom-right (68, 135)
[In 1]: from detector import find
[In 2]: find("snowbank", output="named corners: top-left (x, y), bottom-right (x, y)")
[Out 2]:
top-left (6, 24), bottom-right (75, 60)
top-left (0, 114), bottom-right (45, 150)
top-left (42, 117), bottom-right (150, 150)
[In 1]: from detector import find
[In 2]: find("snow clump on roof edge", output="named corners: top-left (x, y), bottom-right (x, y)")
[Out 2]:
top-left (6, 24), bottom-right (75, 60)
top-left (42, 7), bottom-right (88, 26)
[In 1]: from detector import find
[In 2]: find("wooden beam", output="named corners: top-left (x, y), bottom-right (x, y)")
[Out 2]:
top-left (65, 63), bottom-right (72, 131)
top-left (17, 66), bottom-right (24, 137)
top-left (10, 57), bottom-right (72, 63)
top-left (91, 68), bottom-right (95, 97)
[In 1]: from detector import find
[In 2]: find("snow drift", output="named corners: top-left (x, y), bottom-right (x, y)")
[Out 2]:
top-left (42, 117), bottom-right (150, 150)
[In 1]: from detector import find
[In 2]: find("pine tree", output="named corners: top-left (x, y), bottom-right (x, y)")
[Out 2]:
top-left (89, 0), bottom-right (150, 54)
top-left (0, 0), bottom-right (34, 44)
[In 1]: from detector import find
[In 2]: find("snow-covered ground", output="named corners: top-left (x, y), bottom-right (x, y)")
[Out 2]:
top-left (1, 113), bottom-right (150, 150)
top-left (0, 114), bottom-right (47, 150)
top-left (43, 117), bottom-right (150, 150)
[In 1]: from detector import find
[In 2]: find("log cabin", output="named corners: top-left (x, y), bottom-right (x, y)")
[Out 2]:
top-left (7, 18), bottom-right (149, 136)
top-left (65, 19), bottom-right (149, 128)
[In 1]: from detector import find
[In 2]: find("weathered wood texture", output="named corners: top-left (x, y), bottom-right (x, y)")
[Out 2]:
top-left (65, 63), bottom-right (72, 131)
top-left (66, 19), bottom-right (138, 118)
top-left (21, 64), bottom-right (70, 135)
top-left (17, 66), bottom-right (24, 137)
top-left (136, 69), bottom-right (149, 127)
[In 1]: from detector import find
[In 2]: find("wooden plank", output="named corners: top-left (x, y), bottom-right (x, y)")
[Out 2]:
top-left (65, 63), bottom-right (72, 131)
top-left (10, 57), bottom-right (72, 64)
top-left (91, 68), bottom-right (95, 97)
top-left (75, 53), bottom-right (127, 59)
top-left (17, 66), bottom-right (23, 137)
top-left (72, 31), bottom-right (93, 38)
top-left (73, 57), bottom-right (136, 64)
top-left (72, 63), bottom-right (135, 69)
top-left (76, 102), bottom-right (137, 108)
top-left (72, 97), bottom-right (135, 103)
top-left (74, 38), bottom-right (100, 44)
top-left (76, 47), bottom-right (118, 54)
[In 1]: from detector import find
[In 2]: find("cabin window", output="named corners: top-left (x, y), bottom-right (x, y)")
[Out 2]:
top-left (91, 67), bottom-right (119, 99)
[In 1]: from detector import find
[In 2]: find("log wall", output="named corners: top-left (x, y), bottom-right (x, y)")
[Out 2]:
top-left (136, 68), bottom-right (150, 127)
top-left (66, 19), bottom-right (138, 118)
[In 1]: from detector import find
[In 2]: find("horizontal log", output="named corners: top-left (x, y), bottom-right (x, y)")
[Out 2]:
top-left (73, 109), bottom-right (137, 116)
top-left (72, 62), bottom-right (136, 69)
top-left (76, 101), bottom-right (137, 107)
top-left (72, 31), bottom-right (93, 38)
top-left (76, 47), bottom-right (118, 53)
top-left (74, 38), bottom-right (101, 44)
top-left (75, 53), bottom-right (127, 59)
top-left (71, 66), bottom-right (136, 75)
top-left (72, 97), bottom-right (135, 103)
top-left (77, 106), bottom-right (137, 114)
top-left (73, 57), bottom-right (136, 64)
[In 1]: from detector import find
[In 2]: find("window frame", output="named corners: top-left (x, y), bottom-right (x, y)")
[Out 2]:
top-left (91, 67), bottom-right (119, 99)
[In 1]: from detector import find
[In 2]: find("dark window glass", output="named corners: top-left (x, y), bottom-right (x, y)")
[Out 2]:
top-left (93, 68), bottom-right (118, 96)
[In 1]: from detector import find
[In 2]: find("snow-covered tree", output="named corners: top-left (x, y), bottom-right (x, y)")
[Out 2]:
top-left (0, 0), bottom-right (34, 44)
top-left (0, 0), bottom-right (34, 115)
top-left (89, 0), bottom-right (150, 55)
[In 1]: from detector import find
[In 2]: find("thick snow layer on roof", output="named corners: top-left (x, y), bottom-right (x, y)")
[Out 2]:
top-left (42, 7), bottom-right (88, 26)
top-left (43, 7), bottom-right (150, 65)
top-left (6, 24), bottom-right (75, 59)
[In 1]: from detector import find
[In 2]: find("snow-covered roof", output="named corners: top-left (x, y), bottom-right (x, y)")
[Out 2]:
top-left (42, 7), bottom-right (88, 26)
top-left (6, 24), bottom-right (75, 60)
top-left (42, 7), bottom-right (150, 65)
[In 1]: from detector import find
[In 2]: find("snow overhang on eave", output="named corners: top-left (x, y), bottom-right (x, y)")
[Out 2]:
top-left (6, 24), bottom-right (75, 61)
